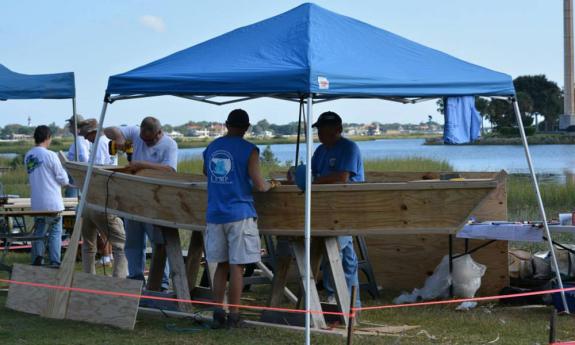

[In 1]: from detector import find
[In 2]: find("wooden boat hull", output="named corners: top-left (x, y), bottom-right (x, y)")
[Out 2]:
top-left (64, 161), bottom-right (502, 236)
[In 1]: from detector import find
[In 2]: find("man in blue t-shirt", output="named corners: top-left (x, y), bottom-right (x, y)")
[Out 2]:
top-left (203, 109), bottom-right (279, 329)
top-left (311, 111), bottom-right (363, 308)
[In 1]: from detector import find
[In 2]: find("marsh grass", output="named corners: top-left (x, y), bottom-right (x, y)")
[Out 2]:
top-left (363, 157), bottom-right (453, 172)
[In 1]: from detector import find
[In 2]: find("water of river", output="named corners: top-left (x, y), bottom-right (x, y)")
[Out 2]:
top-left (179, 139), bottom-right (575, 176)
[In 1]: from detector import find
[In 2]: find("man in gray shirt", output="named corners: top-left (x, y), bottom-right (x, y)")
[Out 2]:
top-left (104, 117), bottom-right (177, 290)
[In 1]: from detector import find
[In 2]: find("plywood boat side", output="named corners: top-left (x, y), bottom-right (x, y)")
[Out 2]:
top-left (64, 161), bottom-right (500, 236)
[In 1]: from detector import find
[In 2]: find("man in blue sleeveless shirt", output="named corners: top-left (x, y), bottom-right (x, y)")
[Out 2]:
top-left (203, 109), bottom-right (279, 328)
top-left (311, 111), bottom-right (363, 309)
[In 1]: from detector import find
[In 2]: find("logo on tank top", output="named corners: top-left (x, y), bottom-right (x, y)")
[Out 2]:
top-left (329, 157), bottom-right (337, 168)
top-left (209, 150), bottom-right (233, 184)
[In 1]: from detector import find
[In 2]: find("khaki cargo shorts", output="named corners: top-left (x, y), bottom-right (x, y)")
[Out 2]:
top-left (205, 217), bottom-right (261, 265)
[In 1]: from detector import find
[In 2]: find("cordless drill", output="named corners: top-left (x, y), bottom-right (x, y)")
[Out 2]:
top-left (108, 140), bottom-right (134, 162)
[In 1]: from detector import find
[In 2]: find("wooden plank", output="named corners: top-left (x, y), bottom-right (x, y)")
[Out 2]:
top-left (65, 162), bottom-right (498, 236)
top-left (7, 264), bottom-right (143, 330)
top-left (66, 272), bottom-right (142, 330)
top-left (268, 255), bottom-right (295, 307)
top-left (207, 262), bottom-right (218, 289)
top-left (147, 243), bottom-right (167, 291)
top-left (366, 171), bottom-right (508, 296)
top-left (323, 237), bottom-right (350, 327)
top-left (291, 240), bottom-right (327, 329)
top-left (367, 236), bottom-right (508, 296)
top-left (162, 227), bottom-right (194, 313)
top-left (186, 231), bottom-right (204, 291)
top-left (6, 264), bottom-right (58, 315)
top-left (256, 261), bottom-right (297, 304)
top-left (139, 307), bottom-right (347, 337)
top-left (41, 217), bottom-right (83, 319)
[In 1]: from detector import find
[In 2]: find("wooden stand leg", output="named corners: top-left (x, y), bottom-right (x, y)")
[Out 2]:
top-left (162, 227), bottom-right (194, 313)
top-left (147, 243), bottom-right (166, 291)
top-left (292, 240), bottom-right (327, 329)
top-left (268, 255), bottom-right (293, 307)
top-left (207, 262), bottom-right (218, 289)
top-left (297, 239), bottom-right (324, 309)
top-left (186, 231), bottom-right (204, 293)
top-left (324, 237), bottom-right (350, 327)
top-left (258, 261), bottom-right (298, 304)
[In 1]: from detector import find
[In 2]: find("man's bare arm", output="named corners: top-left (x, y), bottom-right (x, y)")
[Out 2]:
top-left (248, 149), bottom-right (274, 192)
top-left (103, 127), bottom-right (126, 145)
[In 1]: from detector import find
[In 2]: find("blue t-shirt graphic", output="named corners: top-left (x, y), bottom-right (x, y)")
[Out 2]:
top-left (203, 136), bottom-right (258, 224)
top-left (311, 137), bottom-right (364, 183)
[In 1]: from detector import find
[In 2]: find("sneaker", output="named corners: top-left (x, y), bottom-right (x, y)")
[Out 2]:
top-left (97, 256), bottom-right (113, 267)
top-left (211, 308), bottom-right (227, 329)
top-left (227, 313), bottom-right (253, 329)
top-left (326, 295), bottom-right (337, 304)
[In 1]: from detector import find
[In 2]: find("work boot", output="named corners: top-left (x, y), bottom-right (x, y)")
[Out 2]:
top-left (211, 308), bottom-right (227, 329)
top-left (227, 312), bottom-right (252, 329)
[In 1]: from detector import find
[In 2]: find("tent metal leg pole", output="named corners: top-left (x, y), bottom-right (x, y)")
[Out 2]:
top-left (74, 101), bottom-right (108, 230)
top-left (304, 95), bottom-right (314, 345)
top-left (72, 97), bottom-right (79, 162)
top-left (512, 100), bottom-right (569, 313)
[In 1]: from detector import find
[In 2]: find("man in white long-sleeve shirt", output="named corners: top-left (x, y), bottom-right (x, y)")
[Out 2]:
top-left (25, 125), bottom-right (70, 267)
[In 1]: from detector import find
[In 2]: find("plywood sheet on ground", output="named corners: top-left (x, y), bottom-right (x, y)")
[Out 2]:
top-left (6, 264), bottom-right (58, 315)
top-left (67, 272), bottom-right (142, 330)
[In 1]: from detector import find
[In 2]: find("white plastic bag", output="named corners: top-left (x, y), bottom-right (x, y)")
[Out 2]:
top-left (394, 254), bottom-right (486, 304)
top-left (452, 254), bottom-right (486, 298)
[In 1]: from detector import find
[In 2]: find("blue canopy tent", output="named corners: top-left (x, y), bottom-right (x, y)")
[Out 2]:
top-left (77, 3), bottom-right (566, 339)
top-left (0, 64), bottom-right (81, 160)
top-left (0, 64), bottom-right (75, 100)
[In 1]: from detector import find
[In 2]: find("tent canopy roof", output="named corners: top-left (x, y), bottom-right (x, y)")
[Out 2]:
top-left (0, 64), bottom-right (75, 100)
top-left (107, 3), bottom-right (515, 100)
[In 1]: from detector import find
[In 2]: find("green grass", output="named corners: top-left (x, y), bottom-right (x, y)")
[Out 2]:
top-left (0, 253), bottom-right (574, 344)
top-left (363, 157), bottom-right (453, 172)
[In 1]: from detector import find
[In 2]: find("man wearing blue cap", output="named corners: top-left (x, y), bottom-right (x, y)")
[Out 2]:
top-left (203, 109), bottom-right (279, 329)
top-left (311, 111), bottom-right (363, 308)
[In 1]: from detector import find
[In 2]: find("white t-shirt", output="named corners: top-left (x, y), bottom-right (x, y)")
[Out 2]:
top-left (119, 126), bottom-right (178, 170)
top-left (67, 136), bottom-right (90, 162)
top-left (25, 146), bottom-right (69, 212)
top-left (91, 136), bottom-right (117, 166)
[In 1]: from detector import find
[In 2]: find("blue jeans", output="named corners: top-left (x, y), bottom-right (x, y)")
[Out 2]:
top-left (323, 236), bottom-right (361, 307)
top-left (124, 219), bottom-right (170, 289)
top-left (64, 174), bottom-right (78, 198)
top-left (31, 216), bottom-right (62, 266)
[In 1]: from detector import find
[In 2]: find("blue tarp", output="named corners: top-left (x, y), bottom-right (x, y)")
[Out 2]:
top-left (0, 64), bottom-right (75, 100)
top-left (107, 3), bottom-right (515, 99)
top-left (443, 96), bottom-right (482, 144)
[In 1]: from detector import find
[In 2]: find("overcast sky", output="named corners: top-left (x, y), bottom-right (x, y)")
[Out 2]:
top-left (0, 0), bottom-right (563, 127)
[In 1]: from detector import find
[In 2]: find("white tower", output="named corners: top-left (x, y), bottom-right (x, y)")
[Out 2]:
top-left (560, 0), bottom-right (575, 129)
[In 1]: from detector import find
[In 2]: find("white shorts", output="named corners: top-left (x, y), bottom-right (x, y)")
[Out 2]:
top-left (205, 217), bottom-right (261, 265)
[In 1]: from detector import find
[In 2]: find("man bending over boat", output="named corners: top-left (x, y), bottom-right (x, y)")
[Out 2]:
top-left (203, 109), bottom-right (279, 328)
top-left (311, 111), bottom-right (363, 309)
top-left (104, 116), bottom-right (177, 290)
top-left (77, 119), bottom-right (127, 278)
